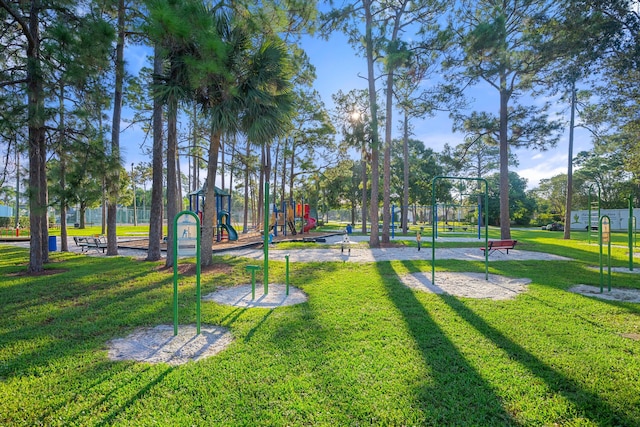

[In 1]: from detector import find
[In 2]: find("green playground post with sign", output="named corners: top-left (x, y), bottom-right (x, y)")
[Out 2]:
top-left (173, 211), bottom-right (201, 336)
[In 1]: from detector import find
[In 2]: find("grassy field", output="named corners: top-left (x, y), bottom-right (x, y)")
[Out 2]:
top-left (1, 228), bottom-right (640, 426)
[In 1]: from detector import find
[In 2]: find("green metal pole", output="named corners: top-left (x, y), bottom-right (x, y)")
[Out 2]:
top-left (608, 226), bottom-right (612, 292)
top-left (285, 253), bottom-right (290, 296)
top-left (630, 194), bottom-right (634, 271)
top-left (263, 181), bottom-right (269, 295)
top-left (431, 179), bottom-right (436, 285)
top-left (196, 214), bottom-right (201, 335)
top-left (249, 267), bottom-right (256, 299)
top-left (484, 181), bottom-right (489, 280)
top-left (173, 215), bottom-right (179, 336)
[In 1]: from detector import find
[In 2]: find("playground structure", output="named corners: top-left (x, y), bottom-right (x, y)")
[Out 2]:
top-left (269, 201), bottom-right (317, 237)
top-left (391, 205), bottom-right (433, 226)
top-left (584, 186), bottom-right (637, 272)
top-left (187, 187), bottom-right (238, 242)
top-left (433, 203), bottom-right (481, 239)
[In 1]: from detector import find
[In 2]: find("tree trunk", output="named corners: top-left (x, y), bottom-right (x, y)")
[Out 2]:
top-left (382, 68), bottom-right (393, 243)
top-left (258, 147), bottom-right (265, 229)
top-left (402, 111), bottom-right (409, 234)
top-left (146, 44), bottom-right (164, 261)
top-left (243, 140), bottom-right (250, 233)
top-left (147, 45), bottom-right (163, 261)
top-left (59, 83), bottom-right (68, 252)
top-left (176, 148), bottom-right (183, 211)
top-left (201, 129), bottom-right (221, 267)
top-left (498, 74), bottom-right (511, 240)
top-left (80, 204), bottom-right (87, 229)
top-left (361, 147), bottom-right (368, 234)
top-left (221, 134), bottom-right (225, 191)
top-left (272, 139), bottom-right (279, 202)
top-left (289, 138), bottom-right (295, 202)
top-left (101, 177), bottom-right (106, 234)
top-left (229, 133), bottom-right (236, 201)
top-left (107, 0), bottom-right (125, 256)
top-left (165, 95), bottom-right (179, 268)
top-left (365, 0), bottom-right (380, 247)
top-left (563, 82), bottom-right (576, 240)
top-left (25, 0), bottom-right (46, 273)
top-left (281, 138), bottom-right (287, 208)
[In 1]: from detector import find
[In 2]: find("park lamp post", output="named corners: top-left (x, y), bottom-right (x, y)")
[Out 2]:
top-left (131, 162), bottom-right (137, 226)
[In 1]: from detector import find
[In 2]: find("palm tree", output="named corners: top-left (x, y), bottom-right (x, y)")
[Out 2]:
top-left (194, 11), bottom-right (294, 267)
top-left (147, 0), bottom-right (209, 267)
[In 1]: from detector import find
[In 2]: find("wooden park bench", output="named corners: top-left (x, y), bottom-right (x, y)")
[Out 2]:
top-left (480, 239), bottom-right (517, 255)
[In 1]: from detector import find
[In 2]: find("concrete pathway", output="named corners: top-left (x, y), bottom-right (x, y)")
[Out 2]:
top-left (4, 235), bottom-right (571, 263)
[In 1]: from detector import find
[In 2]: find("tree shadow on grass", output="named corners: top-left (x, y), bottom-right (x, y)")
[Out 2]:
top-left (376, 261), bottom-right (520, 425)
top-left (436, 293), bottom-right (637, 425)
top-left (395, 259), bottom-right (637, 425)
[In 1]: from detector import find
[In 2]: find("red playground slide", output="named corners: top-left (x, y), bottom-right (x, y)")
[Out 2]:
top-left (303, 216), bottom-right (317, 232)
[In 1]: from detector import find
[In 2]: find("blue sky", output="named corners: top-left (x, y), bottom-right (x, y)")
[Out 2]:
top-left (301, 30), bottom-right (595, 190)
top-left (121, 28), bottom-right (595, 191)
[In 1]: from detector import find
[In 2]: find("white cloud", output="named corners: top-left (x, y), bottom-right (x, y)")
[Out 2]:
top-left (516, 151), bottom-right (568, 189)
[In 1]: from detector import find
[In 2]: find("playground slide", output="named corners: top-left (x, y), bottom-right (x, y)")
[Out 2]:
top-left (303, 217), bottom-right (317, 233)
top-left (220, 223), bottom-right (238, 241)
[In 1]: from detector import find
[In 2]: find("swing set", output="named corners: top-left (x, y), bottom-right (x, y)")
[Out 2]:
top-left (431, 176), bottom-right (489, 285)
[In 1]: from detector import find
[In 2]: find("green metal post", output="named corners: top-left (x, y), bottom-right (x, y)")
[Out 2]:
top-left (263, 181), bottom-right (269, 295)
top-left (196, 218), bottom-right (201, 335)
top-left (246, 265), bottom-right (259, 300)
top-left (431, 186), bottom-right (436, 285)
top-left (252, 268), bottom-right (256, 299)
top-left (173, 232), bottom-right (178, 336)
top-left (484, 185), bottom-right (489, 280)
top-left (588, 184), bottom-right (601, 245)
top-left (285, 253), bottom-right (290, 295)
top-left (630, 195), bottom-right (634, 271)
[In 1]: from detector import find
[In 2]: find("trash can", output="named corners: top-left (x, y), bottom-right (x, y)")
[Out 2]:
top-left (48, 236), bottom-right (57, 251)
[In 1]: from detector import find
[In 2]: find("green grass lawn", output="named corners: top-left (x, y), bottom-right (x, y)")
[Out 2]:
top-left (47, 225), bottom-right (164, 237)
top-left (1, 229), bottom-right (640, 426)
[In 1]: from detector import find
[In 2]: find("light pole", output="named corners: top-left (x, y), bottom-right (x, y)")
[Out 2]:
top-left (131, 162), bottom-right (138, 226)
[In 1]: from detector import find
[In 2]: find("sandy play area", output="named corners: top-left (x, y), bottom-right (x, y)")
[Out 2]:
top-left (400, 271), bottom-right (532, 300)
top-left (107, 324), bottom-right (233, 366)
